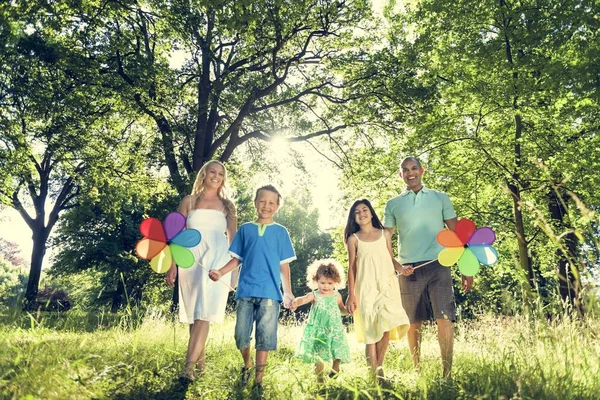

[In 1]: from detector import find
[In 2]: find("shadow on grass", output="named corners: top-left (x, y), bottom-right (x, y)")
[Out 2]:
top-left (109, 376), bottom-right (193, 400)
top-left (0, 307), bottom-right (161, 333)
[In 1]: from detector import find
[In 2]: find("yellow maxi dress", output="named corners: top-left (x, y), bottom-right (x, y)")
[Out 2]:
top-left (353, 231), bottom-right (410, 344)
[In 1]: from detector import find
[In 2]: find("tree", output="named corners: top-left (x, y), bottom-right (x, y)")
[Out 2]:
top-left (0, 238), bottom-right (28, 267)
top-left (50, 191), bottom-right (174, 312)
top-left (87, 0), bottom-right (375, 194)
top-left (380, 0), bottom-right (600, 312)
top-left (0, 3), bottom-right (145, 308)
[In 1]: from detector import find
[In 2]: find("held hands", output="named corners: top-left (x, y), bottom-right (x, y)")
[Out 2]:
top-left (283, 292), bottom-right (295, 310)
top-left (208, 269), bottom-right (222, 281)
top-left (345, 294), bottom-right (358, 315)
top-left (396, 264), bottom-right (414, 276)
top-left (289, 298), bottom-right (299, 312)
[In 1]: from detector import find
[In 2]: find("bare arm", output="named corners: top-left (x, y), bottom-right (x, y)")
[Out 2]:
top-left (384, 230), bottom-right (413, 276)
top-left (337, 293), bottom-right (348, 315)
top-left (209, 257), bottom-right (240, 281)
top-left (225, 203), bottom-right (239, 288)
top-left (291, 292), bottom-right (314, 311)
top-left (444, 217), bottom-right (458, 231)
top-left (280, 262), bottom-right (294, 309)
top-left (345, 235), bottom-right (359, 314)
top-left (225, 203), bottom-right (237, 246)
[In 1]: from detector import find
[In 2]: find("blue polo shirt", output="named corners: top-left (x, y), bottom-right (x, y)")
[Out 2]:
top-left (383, 186), bottom-right (456, 264)
top-left (229, 222), bottom-right (296, 302)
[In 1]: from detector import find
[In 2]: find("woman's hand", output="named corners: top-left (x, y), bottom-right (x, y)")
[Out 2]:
top-left (345, 294), bottom-right (358, 315)
top-left (165, 265), bottom-right (177, 287)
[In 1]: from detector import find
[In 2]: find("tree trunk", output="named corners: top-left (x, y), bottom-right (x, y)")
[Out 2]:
top-left (547, 189), bottom-right (583, 315)
top-left (508, 182), bottom-right (535, 289)
top-left (24, 224), bottom-right (49, 310)
top-left (111, 275), bottom-right (124, 313)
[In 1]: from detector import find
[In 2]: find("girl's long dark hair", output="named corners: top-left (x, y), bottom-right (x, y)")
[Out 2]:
top-left (343, 199), bottom-right (384, 242)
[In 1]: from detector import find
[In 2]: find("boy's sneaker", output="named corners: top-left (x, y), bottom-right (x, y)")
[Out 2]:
top-left (240, 366), bottom-right (252, 386)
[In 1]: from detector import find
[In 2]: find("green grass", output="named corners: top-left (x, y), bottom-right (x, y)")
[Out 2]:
top-left (1, 311), bottom-right (599, 399)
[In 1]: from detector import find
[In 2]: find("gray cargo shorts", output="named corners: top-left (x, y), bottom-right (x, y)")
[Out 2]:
top-left (398, 259), bottom-right (456, 323)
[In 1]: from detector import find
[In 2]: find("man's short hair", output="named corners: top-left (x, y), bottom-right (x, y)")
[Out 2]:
top-left (400, 156), bottom-right (422, 169)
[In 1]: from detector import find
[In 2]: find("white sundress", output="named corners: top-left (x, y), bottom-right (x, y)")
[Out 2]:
top-left (177, 208), bottom-right (234, 324)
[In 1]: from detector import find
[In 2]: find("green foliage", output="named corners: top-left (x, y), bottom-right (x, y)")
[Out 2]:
top-left (72, 0), bottom-right (377, 196)
top-left (332, 0), bottom-right (600, 315)
top-left (50, 180), bottom-right (177, 312)
top-left (0, 1), bottom-right (155, 305)
top-left (0, 258), bottom-right (27, 309)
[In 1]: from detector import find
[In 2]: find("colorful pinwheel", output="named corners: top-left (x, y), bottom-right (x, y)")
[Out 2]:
top-left (135, 212), bottom-right (201, 273)
top-left (436, 219), bottom-right (498, 276)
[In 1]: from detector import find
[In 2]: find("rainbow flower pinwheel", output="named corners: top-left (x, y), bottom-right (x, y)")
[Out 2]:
top-left (437, 219), bottom-right (498, 277)
top-left (135, 212), bottom-right (201, 273)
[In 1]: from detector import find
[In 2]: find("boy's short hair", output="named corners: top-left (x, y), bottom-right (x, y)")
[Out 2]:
top-left (254, 184), bottom-right (283, 205)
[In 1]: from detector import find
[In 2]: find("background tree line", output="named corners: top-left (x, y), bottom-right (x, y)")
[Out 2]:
top-left (1, 0), bottom-right (599, 317)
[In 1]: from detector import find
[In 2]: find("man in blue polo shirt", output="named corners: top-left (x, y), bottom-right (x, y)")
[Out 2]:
top-left (384, 156), bottom-right (472, 378)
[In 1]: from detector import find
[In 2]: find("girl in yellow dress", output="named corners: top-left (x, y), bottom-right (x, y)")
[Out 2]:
top-left (344, 199), bottom-right (410, 381)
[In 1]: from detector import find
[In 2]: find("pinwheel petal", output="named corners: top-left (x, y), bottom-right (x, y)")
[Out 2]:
top-left (150, 246), bottom-right (173, 273)
top-left (458, 248), bottom-right (480, 276)
top-left (164, 212), bottom-right (186, 241)
top-left (437, 230), bottom-right (463, 247)
top-left (438, 247), bottom-right (464, 266)
top-left (170, 244), bottom-right (196, 268)
top-left (468, 227), bottom-right (496, 246)
top-left (469, 245), bottom-right (498, 266)
top-left (140, 218), bottom-right (166, 242)
top-left (170, 228), bottom-right (201, 248)
top-left (455, 219), bottom-right (476, 244)
top-left (135, 238), bottom-right (166, 260)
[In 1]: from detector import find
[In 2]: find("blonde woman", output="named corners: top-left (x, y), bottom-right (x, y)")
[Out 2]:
top-left (165, 160), bottom-right (238, 381)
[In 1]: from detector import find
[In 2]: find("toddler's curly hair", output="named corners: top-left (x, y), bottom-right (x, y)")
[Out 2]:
top-left (305, 258), bottom-right (346, 291)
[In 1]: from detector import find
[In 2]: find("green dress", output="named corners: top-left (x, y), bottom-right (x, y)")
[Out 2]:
top-left (296, 291), bottom-right (351, 364)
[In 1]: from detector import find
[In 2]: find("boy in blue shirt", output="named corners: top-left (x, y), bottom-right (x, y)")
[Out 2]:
top-left (209, 185), bottom-right (295, 394)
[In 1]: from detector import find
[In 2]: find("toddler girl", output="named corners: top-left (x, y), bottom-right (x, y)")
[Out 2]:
top-left (292, 259), bottom-right (351, 382)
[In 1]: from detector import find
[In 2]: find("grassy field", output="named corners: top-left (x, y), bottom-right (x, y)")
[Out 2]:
top-left (1, 310), bottom-right (599, 400)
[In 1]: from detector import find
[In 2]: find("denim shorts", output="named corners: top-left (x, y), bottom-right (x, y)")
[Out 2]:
top-left (235, 297), bottom-right (280, 351)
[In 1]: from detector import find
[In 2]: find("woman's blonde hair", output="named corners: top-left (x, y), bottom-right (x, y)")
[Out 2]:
top-left (190, 160), bottom-right (236, 217)
top-left (306, 258), bottom-right (346, 290)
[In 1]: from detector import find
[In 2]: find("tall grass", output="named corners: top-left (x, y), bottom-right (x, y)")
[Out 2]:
top-left (1, 310), bottom-right (599, 399)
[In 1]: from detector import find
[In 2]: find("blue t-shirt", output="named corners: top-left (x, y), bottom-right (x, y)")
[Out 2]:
top-left (229, 222), bottom-right (296, 302)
